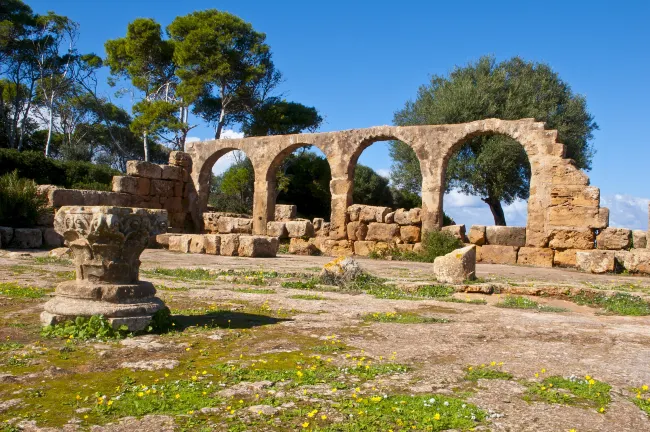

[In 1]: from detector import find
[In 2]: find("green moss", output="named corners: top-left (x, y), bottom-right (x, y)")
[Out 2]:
top-left (33, 256), bottom-right (72, 266)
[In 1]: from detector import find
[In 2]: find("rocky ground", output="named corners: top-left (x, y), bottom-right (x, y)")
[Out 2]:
top-left (1, 249), bottom-right (650, 431)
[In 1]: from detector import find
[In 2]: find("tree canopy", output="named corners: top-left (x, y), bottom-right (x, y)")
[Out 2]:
top-left (391, 56), bottom-right (598, 225)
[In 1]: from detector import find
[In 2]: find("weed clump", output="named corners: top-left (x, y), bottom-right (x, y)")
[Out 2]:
top-left (464, 363), bottom-right (512, 381)
top-left (42, 315), bottom-right (130, 340)
top-left (524, 374), bottom-right (611, 412)
top-left (496, 295), bottom-right (567, 312)
top-left (362, 311), bottom-right (449, 324)
top-left (0, 282), bottom-right (48, 299)
top-left (571, 292), bottom-right (650, 316)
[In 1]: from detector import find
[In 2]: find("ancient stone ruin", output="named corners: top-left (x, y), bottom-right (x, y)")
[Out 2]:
top-left (16, 118), bottom-right (649, 275)
top-left (40, 206), bottom-right (169, 331)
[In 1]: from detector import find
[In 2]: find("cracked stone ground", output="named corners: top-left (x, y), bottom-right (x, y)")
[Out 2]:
top-left (1, 250), bottom-right (650, 431)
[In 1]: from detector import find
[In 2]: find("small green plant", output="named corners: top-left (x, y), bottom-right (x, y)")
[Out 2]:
top-left (34, 256), bottom-right (72, 265)
top-left (362, 311), bottom-right (449, 324)
top-left (632, 385), bottom-right (650, 417)
top-left (231, 287), bottom-right (276, 294)
top-left (464, 363), bottom-right (512, 381)
top-left (41, 315), bottom-right (130, 340)
top-left (0, 170), bottom-right (47, 227)
top-left (496, 295), bottom-right (567, 312)
top-left (0, 342), bottom-right (23, 351)
top-left (571, 292), bottom-right (650, 316)
top-left (289, 294), bottom-right (327, 300)
top-left (0, 282), bottom-right (47, 299)
top-left (524, 375), bottom-right (611, 412)
top-left (281, 279), bottom-right (319, 290)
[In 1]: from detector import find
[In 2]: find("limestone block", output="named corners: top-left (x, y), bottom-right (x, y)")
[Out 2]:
top-left (217, 217), bottom-right (253, 234)
top-left (286, 220), bottom-right (315, 238)
top-left (189, 235), bottom-right (206, 254)
top-left (366, 223), bottom-right (400, 242)
top-left (413, 242), bottom-right (423, 254)
top-left (321, 240), bottom-right (354, 256)
top-left (134, 178), bottom-right (150, 196)
top-left (548, 206), bottom-right (609, 229)
top-left (632, 230), bottom-right (647, 249)
top-left (169, 151), bottom-right (192, 167)
top-left (150, 179), bottom-right (175, 197)
top-left (551, 163), bottom-right (590, 186)
top-left (163, 197), bottom-right (183, 213)
top-left (468, 225), bottom-right (486, 246)
top-left (596, 227), bottom-right (631, 250)
top-left (409, 208), bottom-right (422, 224)
top-left (433, 245), bottom-right (476, 284)
top-left (112, 176), bottom-right (138, 194)
top-left (154, 233), bottom-right (176, 249)
top-left (548, 228), bottom-right (595, 250)
top-left (204, 234), bottom-right (220, 255)
top-left (622, 249), bottom-right (650, 274)
top-left (169, 235), bottom-right (191, 253)
top-left (347, 221), bottom-right (368, 241)
top-left (393, 208), bottom-right (410, 225)
top-left (126, 160), bottom-right (162, 179)
top-left (313, 218), bottom-right (324, 231)
top-left (220, 234), bottom-right (240, 256)
top-left (318, 222), bottom-right (331, 238)
top-left (36, 210), bottom-right (55, 227)
top-left (517, 247), bottom-right (554, 268)
top-left (0, 227), bottom-right (14, 246)
top-left (161, 165), bottom-right (182, 181)
top-left (441, 225), bottom-right (467, 242)
top-left (486, 226), bottom-right (526, 247)
top-left (400, 225), bottom-right (421, 243)
top-left (358, 206), bottom-right (376, 223)
top-left (42, 227), bottom-right (63, 248)
top-left (395, 243), bottom-right (414, 253)
top-left (385, 212), bottom-right (395, 224)
top-left (550, 186), bottom-right (600, 207)
top-left (10, 228), bottom-right (42, 249)
top-left (238, 236), bottom-right (278, 257)
top-left (267, 221), bottom-right (288, 238)
top-left (275, 204), bottom-right (297, 221)
top-left (576, 250), bottom-right (615, 274)
top-left (353, 240), bottom-right (377, 257)
top-left (347, 204), bottom-right (363, 222)
top-left (49, 188), bottom-right (84, 207)
top-left (479, 245), bottom-right (518, 265)
top-left (553, 249), bottom-right (579, 267)
top-left (289, 238), bottom-right (319, 255)
top-left (173, 181), bottom-right (183, 197)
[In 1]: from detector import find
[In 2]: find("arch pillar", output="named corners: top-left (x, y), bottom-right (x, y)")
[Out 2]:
top-left (252, 179), bottom-right (276, 235)
top-left (420, 160), bottom-right (445, 233)
top-left (329, 177), bottom-right (353, 240)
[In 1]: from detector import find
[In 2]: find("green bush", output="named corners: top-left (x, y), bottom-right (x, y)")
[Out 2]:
top-left (0, 171), bottom-right (47, 227)
top-left (0, 149), bottom-right (119, 190)
top-left (372, 230), bottom-right (464, 263)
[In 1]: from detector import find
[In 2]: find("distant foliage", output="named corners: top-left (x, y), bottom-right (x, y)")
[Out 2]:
top-left (0, 171), bottom-right (47, 227)
top-left (0, 149), bottom-right (119, 189)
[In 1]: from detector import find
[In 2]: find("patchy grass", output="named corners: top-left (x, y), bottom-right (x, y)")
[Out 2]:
top-left (289, 294), bottom-right (327, 300)
top-left (33, 256), bottom-right (71, 266)
top-left (281, 279), bottom-right (319, 290)
top-left (524, 375), bottom-right (611, 412)
top-left (41, 315), bottom-right (130, 340)
top-left (0, 342), bottom-right (23, 351)
top-left (440, 297), bottom-right (488, 305)
top-left (362, 311), bottom-right (449, 324)
top-left (231, 287), bottom-right (276, 294)
top-left (632, 385), bottom-right (650, 417)
top-left (155, 284), bottom-right (189, 292)
top-left (0, 282), bottom-right (48, 299)
top-left (496, 295), bottom-right (568, 313)
top-left (464, 363), bottom-right (512, 381)
top-left (571, 292), bottom-right (650, 316)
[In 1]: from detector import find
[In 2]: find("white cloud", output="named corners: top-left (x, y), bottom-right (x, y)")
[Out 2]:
top-left (443, 189), bottom-right (528, 227)
top-left (376, 168), bottom-right (391, 179)
top-left (221, 130), bottom-right (244, 139)
top-left (601, 194), bottom-right (649, 231)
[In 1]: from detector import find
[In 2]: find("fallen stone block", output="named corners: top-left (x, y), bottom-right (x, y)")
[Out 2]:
top-left (10, 228), bottom-right (42, 249)
top-left (632, 230), bottom-right (647, 249)
top-left (41, 227), bottom-right (63, 248)
top-left (220, 234), bottom-right (240, 256)
top-left (468, 225), bottom-right (486, 246)
top-left (238, 235), bottom-right (278, 257)
top-left (517, 247), bottom-right (554, 268)
top-left (548, 228), bottom-right (595, 250)
top-left (479, 245), bottom-right (518, 265)
top-left (289, 238), bottom-right (320, 255)
top-left (433, 245), bottom-right (476, 284)
top-left (154, 234), bottom-right (176, 249)
top-left (553, 249), bottom-right (579, 267)
top-left (621, 249), bottom-right (650, 274)
top-left (0, 227), bottom-right (14, 247)
top-left (126, 160), bottom-right (162, 179)
top-left (320, 256), bottom-right (363, 285)
top-left (347, 221), bottom-right (368, 241)
top-left (168, 235), bottom-right (191, 253)
top-left (366, 223), bottom-right (400, 242)
top-left (353, 240), bottom-right (377, 257)
top-left (576, 250), bottom-right (615, 274)
top-left (218, 217), bottom-right (253, 234)
top-left (596, 227), bottom-right (631, 250)
top-left (400, 225), bottom-right (421, 243)
top-left (441, 224), bottom-right (467, 242)
top-left (486, 226), bottom-right (526, 247)
top-left (275, 204), bottom-right (297, 221)
top-left (189, 235), bottom-right (206, 254)
top-left (267, 221), bottom-right (288, 238)
top-left (286, 220), bottom-right (314, 238)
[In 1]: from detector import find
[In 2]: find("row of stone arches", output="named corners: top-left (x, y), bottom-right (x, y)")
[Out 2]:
top-left (185, 118), bottom-right (600, 248)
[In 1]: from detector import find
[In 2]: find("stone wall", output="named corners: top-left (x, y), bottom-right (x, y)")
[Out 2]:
top-left (156, 233), bottom-right (278, 258)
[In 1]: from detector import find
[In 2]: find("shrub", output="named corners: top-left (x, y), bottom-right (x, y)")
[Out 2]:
top-left (0, 171), bottom-right (47, 227)
top-left (418, 230), bottom-right (464, 261)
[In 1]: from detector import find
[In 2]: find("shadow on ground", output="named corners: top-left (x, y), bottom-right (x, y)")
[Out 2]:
top-left (172, 311), bottom-right (291, 330)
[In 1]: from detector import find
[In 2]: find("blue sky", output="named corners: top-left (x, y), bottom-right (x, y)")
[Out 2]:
top-left (28, 0), bottom-right (650, 229)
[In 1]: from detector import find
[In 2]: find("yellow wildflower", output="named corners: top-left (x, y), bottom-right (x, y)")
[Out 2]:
top-left (434, 413), bottom-right (441, 421)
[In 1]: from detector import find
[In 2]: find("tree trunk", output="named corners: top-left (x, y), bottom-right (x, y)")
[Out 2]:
top-left (483, 195), bottom-right (507, 226)
top-left (143, 131), bottom-right (149, 162)
top-left (214, 107), bottom-right (226, 139)
top-left (44, 105), bottom-right (54, 157)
